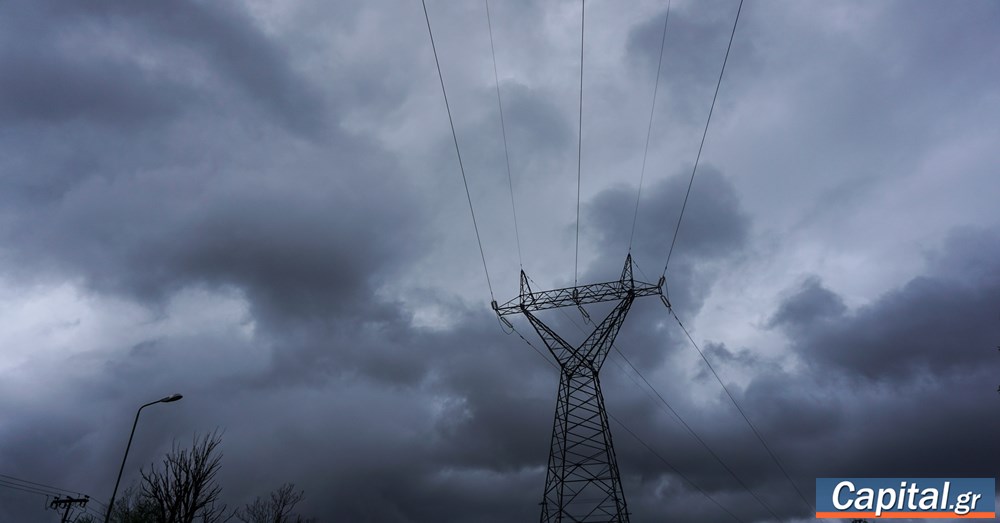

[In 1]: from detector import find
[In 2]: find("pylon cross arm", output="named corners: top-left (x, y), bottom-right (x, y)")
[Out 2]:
top-left (494, 279), bottom-right (660, 316)
top-left (493, 254), bottom-right (663, 317)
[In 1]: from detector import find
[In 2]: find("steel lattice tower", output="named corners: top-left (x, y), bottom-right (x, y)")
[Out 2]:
top-left (494, 255), bottom-right (666, 522)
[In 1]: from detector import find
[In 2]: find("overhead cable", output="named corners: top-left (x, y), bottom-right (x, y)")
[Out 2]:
top-left (574, 0), bottom-right (585, 286)
top-left (421, 0), bottom-right (496, 300)
top-left (664, 301), bottom-right (816, 515)
top-left (663, 0), bottom-right (743, 277)
top-left (628, 0), bottom-right (673, 253)
top-left (484, 0), bottom-right (524, 270)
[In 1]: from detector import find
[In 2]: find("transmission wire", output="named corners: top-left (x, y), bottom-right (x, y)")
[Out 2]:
top-left (607, 413), bottom-right (745, 523)
top-left (421, 0), bottom-right (495, 300)
top-left (484, 0), bottom-right (524, 269)
top-left (638, 2), bottom-right (812, 512)
top-left (662, 0), bottom-right (743, 277)
top-left (628, 0), bottom-right (672, 253)
top-left (0, 473), bottom-right (75, 497)
top-left (0, 473), bottom-right (104, 510)
top-left (664, 302), bottom-right (816, 514)
top-left (574, 0), bottom-right (585, 286)
top-left (613, 347), bottom-right (781, 521)
top-left (0, 479), bottom-right (52, 498)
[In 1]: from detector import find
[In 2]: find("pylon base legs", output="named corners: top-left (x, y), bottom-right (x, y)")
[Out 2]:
top-left (541, 368), bottom-right (628, 522)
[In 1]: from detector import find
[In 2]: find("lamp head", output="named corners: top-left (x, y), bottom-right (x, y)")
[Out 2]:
top-left (160, 393), bottom-right (183, 403)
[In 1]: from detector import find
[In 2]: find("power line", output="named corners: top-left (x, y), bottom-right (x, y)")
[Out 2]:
top-left (0, 473), bottom-right (107, 514)
top-left (420, 0), bottom-right (495, 300)
top-left (0, 474), bottom-right (65, 496)
top-left (574, 0), bottom-right (585, 286)
top-left (628, 0), bottom-right (673, 253)
top-left (664, 302), bottom-right (816, 515)
top-left (634, 1), bottom-right (809, 515)
top-left (484, 0), bottom-right (523, 270)
top-left (0, 473), bottom-right (93, 507)
top-left (0, 479), bottom-right (54, 498)
top-left (607, 413), bottom-right (745, 523)
top-left (0, 473), bottom-right (87, 500)
top-left (612, 347), bottom-right (782, 521)
top-left (662, 0), bottom-right (743, 277)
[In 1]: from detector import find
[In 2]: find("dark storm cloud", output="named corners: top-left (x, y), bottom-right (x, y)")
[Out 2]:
top-left (735, 351), bottom-right (999, 493)
top-left (0, 0), bottom-right (333, 212)
top-left (64, 0), bottom-right (329, 136)
top-left (767, 276), bottom-right (847, 331)
top-left (0, 47), bottom-right (186, 127)
top-left (0, 0), bottom-right (448, 513)
top-left (0, 0), bottom-right (325, 135)
top-left (5, 136), bottom-right (418, 313)
top-left (0, 0), bottom-right (413, 319)
top-left (713, 227), bottom-right (1000, 519)
top-left (1, 1), bottom-right (998, 522)
top-left (771, 229), bottom-right (999, 379)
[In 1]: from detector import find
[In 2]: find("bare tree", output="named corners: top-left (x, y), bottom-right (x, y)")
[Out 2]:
top-left (108, 484), bottom-right (158, 523)
top-left (233, 484), bottom-right (314, 523)
top-left (139, 431), bottom-right (230, 523)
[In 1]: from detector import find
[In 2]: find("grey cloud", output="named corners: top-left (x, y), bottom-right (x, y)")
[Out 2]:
top-left (767, 276), bottom-right (847, 331)
top-left (716, 228), bottom-right (1000, 517)
top-left (625, 1), bottom-right (762, 126)
top-left (771, 229), bottom-right (999, 379)
top-left (59, 0), bottom-right (328, 136)
top-left (1, 1), bottom-right (998, 522)
top-left (6, 151), bottom-right (417, 313)
top-left (627, 4), bottom-right (734, 83)
top-left (738, 362), bottom-right (999, 482)
top-left (0, 48), bottom-right (186, 127)
top-left (502, 82), bottom-right (574, 160)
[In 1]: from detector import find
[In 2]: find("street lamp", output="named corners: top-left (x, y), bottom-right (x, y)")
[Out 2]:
top-left (103, 393), bottom-right (183, 523)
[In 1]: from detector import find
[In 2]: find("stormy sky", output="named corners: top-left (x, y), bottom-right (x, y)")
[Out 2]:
top-left (1, 0), bottom-right (998, 521)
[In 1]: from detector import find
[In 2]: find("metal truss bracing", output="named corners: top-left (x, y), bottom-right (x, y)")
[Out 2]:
top-left (492, 256), bottom-right (663, 318)
top-left (493, 255), bottom-right (667, 522)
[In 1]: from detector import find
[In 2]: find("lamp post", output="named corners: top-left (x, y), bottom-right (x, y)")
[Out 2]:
top-left (103, 393), bottom-right (183, 523)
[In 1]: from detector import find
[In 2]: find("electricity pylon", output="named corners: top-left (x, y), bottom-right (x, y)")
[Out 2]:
top-left (494, 254), bottom-right (666, 522)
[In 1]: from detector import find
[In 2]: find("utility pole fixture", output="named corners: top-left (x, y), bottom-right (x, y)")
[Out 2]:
top-left (50, 496), bottom-right (89, 523)
top-left (494, 254), bottom-right (665, 522)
